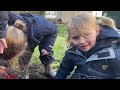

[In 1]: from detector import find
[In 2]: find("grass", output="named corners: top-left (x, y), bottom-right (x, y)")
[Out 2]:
top-left (30, 24), bottom-right (67, 71)
top-left (57, 24), bottom-right (67, 38)
top-left (52, 36), bottom-right (67, 71)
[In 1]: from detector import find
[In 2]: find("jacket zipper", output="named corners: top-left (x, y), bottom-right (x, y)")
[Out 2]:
top-left (68, 50), bottom-right (87, 60)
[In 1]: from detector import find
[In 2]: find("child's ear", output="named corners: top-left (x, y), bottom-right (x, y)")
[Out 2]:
top-left (96, 32), bottom-right (99, 36)
top-left (96, 25), bottom-right (100, 36)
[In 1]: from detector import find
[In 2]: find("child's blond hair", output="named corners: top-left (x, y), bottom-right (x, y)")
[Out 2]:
top-left (0, 19), bottom-right (27, 65)
top-left (66, 12), bottom-right (98, 47)
top-left (97, 16), bottom-right (117, 30)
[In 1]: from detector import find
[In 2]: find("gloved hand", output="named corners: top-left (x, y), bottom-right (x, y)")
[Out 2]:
top-left (19, 64), bottom-right (29, 79)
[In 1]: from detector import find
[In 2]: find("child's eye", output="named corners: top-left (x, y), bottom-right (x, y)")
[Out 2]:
top-left (85, 34), bottom-right (89, 36)
top-left (83, 34), bottom-right (90, 38)
top-left (72, 36), bottom-right (79, 40)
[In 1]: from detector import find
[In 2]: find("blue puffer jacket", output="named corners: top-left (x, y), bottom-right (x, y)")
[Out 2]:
top-left (8, 12), bottom-right (58, 52)
top-left (55, 26), bottom-right (120, 79)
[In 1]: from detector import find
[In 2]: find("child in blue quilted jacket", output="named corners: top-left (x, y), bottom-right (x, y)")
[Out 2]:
top-left (56, 12), bottom-right (120, 79)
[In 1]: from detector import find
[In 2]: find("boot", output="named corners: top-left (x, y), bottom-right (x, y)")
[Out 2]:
top-left (44, 64), bottom-right (56, 79)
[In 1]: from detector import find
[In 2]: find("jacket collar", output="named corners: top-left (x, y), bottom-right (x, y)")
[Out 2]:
top-left (86, 47), bottom-right (116, 62)
top-left (68, 44), bottom-right (116, 62)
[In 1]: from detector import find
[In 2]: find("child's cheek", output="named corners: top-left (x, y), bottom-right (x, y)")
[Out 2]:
top-left (72, 40), bottom-right (79, 46)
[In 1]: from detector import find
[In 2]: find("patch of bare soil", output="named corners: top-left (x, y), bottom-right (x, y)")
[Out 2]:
top-left (0, 64), bottom-right (52, 79)
top-left (29, 64), bottom-right (51, 79)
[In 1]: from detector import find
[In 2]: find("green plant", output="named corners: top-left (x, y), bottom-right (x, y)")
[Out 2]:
top-left (57, 24), bottom-right (67, 38)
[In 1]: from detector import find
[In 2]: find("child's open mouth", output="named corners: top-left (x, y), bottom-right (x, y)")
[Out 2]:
top-left (80, 45), bottom-right (88, 48)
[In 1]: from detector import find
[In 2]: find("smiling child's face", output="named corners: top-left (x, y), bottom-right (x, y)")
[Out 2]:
top-left (70, 25), bottom-right (99, 52)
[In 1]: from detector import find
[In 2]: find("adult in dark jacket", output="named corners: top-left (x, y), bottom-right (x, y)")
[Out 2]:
top-left (8, 12), bottom-right (58, 78)
top-left (0, 11), bottom-right (9, 54)
top-left (55, 12), bottom-right (120, 79)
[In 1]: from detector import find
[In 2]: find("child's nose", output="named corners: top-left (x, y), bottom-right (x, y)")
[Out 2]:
top-left (79, 36), bottom-right (86, 44)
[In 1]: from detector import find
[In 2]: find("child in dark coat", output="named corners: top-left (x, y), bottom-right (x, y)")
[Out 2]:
top-left (0, 19), bottom-right (26, 79)
top-left (56, 12), bottom-right (120, 79)
top-left (8, 12), bottom-right (58, 78)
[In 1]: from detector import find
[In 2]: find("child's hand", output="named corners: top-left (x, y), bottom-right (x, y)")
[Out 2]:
top-left (41, 49), bottom-right (49, 56)
top-left (0, 38), bottom-right (7, 54)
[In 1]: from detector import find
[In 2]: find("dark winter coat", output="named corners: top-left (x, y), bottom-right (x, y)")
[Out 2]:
top-left (8, 12), bottom-right (58, 52)
top-left (56, 25), bottom-right (120, 79)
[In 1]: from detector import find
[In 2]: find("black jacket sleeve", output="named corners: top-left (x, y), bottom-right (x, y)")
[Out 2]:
top-left (0, 11), bottom-right (9, 38)
top-left (55, 51), bottom-right (74, 79)
top-left (40, 24), bottom-right (58, 52)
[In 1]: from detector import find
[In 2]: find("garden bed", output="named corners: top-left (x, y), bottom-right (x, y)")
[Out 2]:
top-left (0, 64), bottom-right (52, 79)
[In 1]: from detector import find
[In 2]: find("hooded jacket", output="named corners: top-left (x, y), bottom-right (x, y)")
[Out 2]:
top-left (56, 25), bottom-right (120, 79)
top-left (8, 12), bottom-right (58, 52)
